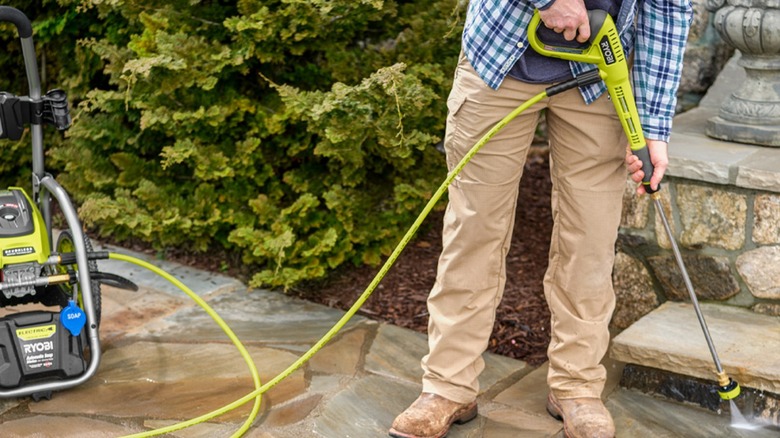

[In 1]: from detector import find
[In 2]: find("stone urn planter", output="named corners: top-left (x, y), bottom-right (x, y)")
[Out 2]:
top-left (705, 0), bottom-right (780, 146)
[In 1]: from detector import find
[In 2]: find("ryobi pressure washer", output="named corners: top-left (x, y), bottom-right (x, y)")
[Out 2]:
top-left (0, 5), bottom-right (136, 401)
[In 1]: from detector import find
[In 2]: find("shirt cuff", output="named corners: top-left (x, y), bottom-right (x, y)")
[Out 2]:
top-left (532, 0), bottom-right (556, 11)
top-left (641, 118), bottom-right (672, 143)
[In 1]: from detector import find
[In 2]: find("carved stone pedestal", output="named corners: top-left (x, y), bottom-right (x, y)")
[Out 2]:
top-left (705, 0), bottom-right (780, 146)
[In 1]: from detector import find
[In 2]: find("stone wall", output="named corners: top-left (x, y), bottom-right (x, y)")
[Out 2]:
top-left (611, 48), bottom-right (780, 331)
top-left (612, 175), bottom-right (780, 330)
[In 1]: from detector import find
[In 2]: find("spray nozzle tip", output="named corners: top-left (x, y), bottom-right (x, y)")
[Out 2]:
top-left (718, 378), bottom-right (741, 400)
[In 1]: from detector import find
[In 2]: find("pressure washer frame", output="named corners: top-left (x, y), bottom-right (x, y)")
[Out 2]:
top-left (0, 5), bottom-right (102, 399)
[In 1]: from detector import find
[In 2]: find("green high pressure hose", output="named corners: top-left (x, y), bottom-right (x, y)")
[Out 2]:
top-left (110, 252), bottom-right (262, 438)
top-left (112, 89), bottom-right (549, 437)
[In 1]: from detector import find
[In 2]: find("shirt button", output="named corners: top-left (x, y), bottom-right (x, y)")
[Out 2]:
top-left (516, 42), bottom-right (523, 48)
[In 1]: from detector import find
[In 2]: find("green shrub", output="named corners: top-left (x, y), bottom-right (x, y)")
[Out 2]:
top-left (0, 0), bottom-right (464, 289)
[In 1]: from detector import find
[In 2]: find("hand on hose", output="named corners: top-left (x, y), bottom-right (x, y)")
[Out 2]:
top-left (626, 139), bottom-right (668, 195)
top-left (538, 0), bottom-right (590, 43)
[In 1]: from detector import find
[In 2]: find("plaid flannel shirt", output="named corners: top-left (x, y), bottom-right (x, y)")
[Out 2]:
top-left (463, 0), bottom-right (693, 142)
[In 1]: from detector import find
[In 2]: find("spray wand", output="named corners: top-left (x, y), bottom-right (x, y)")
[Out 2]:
top-left (528, 9), bottom-right (741, 400)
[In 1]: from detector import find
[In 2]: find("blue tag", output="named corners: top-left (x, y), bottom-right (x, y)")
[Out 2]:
top-left (61, 300), bottom-right (86, 336)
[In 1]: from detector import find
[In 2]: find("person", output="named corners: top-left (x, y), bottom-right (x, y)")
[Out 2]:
top-left (388, 0), bottom-right (692, 437)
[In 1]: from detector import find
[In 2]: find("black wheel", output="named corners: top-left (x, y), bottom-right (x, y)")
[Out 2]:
top-left (54, 230), bottom-right (102, 326)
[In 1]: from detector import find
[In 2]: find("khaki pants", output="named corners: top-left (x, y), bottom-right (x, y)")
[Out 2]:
top-left (421, 54), bottom-right (626, 403)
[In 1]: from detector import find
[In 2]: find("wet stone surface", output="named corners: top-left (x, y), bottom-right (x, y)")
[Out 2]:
top-left (143, 418), bottom-right (236, 438)
top-left (0, 397), bottom-right (20, 416)
top-left (314, 374), bottom-right (423, 437)
top-left (1, 415), bottom-right (138, 437)
top-left (620, 364), bottom-right (728, 412)
top-left (132, 288), bottom-right (366, 349)
top-left (365, 323), bottom-right (429, 384)
top-left (28, 342), bottom-right (306, 422)
top-left (608, 389), bottom-right (780, 438)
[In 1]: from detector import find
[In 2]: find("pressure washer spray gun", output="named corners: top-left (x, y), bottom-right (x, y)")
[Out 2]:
top-left (528, 9), bottom-right (741, 401)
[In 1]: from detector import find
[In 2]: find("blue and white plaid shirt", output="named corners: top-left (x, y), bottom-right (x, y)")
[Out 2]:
top-left (463, 0), bottom-right (693, 142)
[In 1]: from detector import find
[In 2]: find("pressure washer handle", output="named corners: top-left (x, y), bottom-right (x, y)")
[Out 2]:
top-left (632, 144), bottom-right (659, 194)
top-left (533, 9), bottom-right (608, 49)
top-left (0, 5), bottom-right (41, 102)
top-left (528, 9), bottom-right (609, 65)
top-left (0, 6), bottom-right (33, 38)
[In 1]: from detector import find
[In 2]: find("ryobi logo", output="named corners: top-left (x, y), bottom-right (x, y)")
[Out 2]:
top-left (599, 36), bottom-right (616, 65)
top-left (23, 340), bottom-right (54, 354)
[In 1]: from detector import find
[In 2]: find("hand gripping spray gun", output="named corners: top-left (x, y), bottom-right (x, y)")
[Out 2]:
top-left (528, 9), bottom-right (741, 401)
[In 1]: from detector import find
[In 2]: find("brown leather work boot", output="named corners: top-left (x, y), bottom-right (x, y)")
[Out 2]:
top-left (546, 393), bottom-right (615, 438)
top-left (389, 392), bottom-right (478, 438)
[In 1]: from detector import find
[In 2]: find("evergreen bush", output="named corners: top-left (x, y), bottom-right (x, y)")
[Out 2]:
top-left (0, 0), bottom-right (464, 289)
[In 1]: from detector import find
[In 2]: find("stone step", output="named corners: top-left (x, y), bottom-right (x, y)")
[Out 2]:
top-left (610, 301), bottom-right (780, 395)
